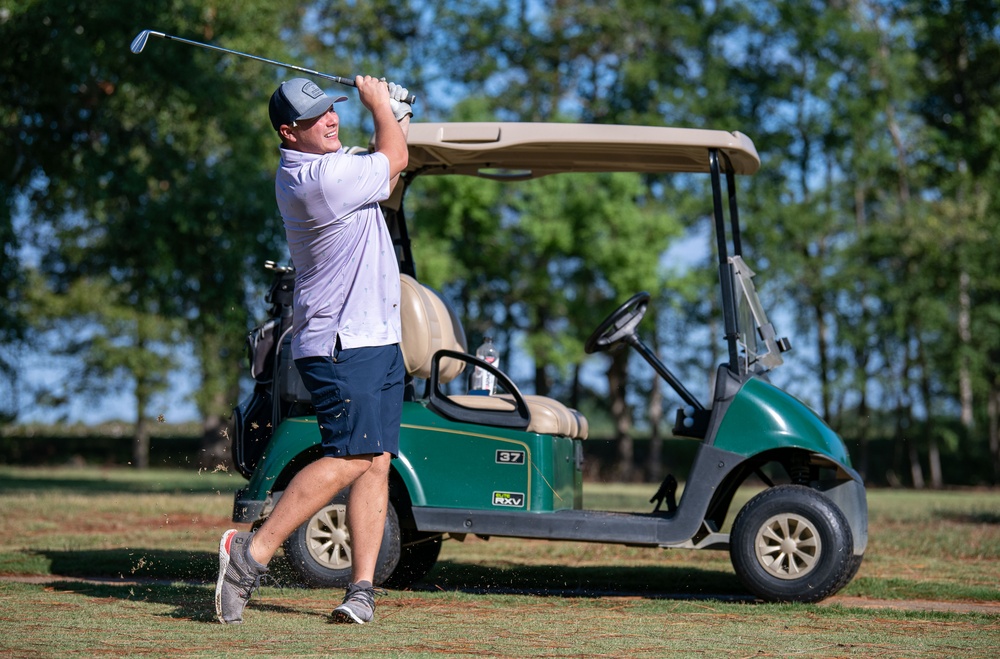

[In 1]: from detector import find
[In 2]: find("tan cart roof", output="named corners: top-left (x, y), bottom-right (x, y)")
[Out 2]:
top-left (404, 122), bottom-right (760, 178)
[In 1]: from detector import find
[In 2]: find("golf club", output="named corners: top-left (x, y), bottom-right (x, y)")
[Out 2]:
top-left (129, 29), bottom-right (416, 105)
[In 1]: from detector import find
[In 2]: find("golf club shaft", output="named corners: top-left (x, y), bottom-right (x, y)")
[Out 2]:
top-left (130, 30), bottom-right (417, 105)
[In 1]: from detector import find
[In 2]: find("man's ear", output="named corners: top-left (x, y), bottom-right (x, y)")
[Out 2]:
top-left (278, 124), bottom-right (296, 143)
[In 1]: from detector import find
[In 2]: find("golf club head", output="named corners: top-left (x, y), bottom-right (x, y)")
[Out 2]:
top-left (129, 30), bottom-right (163, 54)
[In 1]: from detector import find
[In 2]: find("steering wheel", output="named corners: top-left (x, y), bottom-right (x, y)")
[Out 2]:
top-left (584, 292), bottom-right (651, 354)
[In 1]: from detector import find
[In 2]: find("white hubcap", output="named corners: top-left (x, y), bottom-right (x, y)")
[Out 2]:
top-left (306, 503), bottom-right (352, 569)
top-left (754, 512), bottom-right (822, 580)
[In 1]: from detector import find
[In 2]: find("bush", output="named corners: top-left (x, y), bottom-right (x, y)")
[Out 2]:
top-left (0, 422), bottom-right (203, 468)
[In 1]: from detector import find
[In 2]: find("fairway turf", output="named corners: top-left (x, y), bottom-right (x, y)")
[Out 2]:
top-left (0, 579), bottom-right (997, 658)
top-left (0, 467), bottom-right (997, 657)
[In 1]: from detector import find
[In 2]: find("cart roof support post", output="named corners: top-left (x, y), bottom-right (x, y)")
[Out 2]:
top-left (710, 149), bottom-right (743, 373)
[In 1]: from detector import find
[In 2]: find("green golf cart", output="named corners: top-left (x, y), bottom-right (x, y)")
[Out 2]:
top-left (229, 122), bottom-right (867, 603)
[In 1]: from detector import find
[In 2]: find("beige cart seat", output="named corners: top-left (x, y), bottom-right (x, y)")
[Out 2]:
top-left (399, 274), bottom-right (588, 439)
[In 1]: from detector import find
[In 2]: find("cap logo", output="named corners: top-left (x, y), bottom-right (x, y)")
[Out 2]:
top-left (300, 81), bottom-right (325, 100)
top-left (269, 77), bottom-right (344, 132)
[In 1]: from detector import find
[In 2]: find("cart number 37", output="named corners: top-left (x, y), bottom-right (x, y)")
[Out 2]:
top-left (496, 450), bottom-right (525, 464)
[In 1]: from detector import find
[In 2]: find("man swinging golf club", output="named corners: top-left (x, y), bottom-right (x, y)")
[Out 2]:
top-left (215, 75), bottom-right (411, 625)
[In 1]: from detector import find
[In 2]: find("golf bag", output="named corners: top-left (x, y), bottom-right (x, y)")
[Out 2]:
top-left (231, 263), bottom-right (312, 478)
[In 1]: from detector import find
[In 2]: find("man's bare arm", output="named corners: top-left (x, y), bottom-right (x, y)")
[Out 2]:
top-left (356, 75), bottom-right (408, 179)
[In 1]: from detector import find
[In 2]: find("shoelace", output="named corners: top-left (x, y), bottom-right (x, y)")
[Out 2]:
top-left (258, 572), bottom-right (285, 594)
top-left (226, 543), bottom-right (272, 601)
top-left (228, 563), bottom-right (266, 600)
top-left (344, 584), bottom-right (387, 608)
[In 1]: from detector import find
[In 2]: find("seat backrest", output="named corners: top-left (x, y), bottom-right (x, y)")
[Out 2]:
top-left (400, 274), bottom-right (467, 383)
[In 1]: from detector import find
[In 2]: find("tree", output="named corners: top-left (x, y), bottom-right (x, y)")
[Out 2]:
top-left (904, 0), bottom-right (1000, 484)
top-left (5, 0), bottom-right (999, 487)
top-left (418, 1), bottom-right (724, 476)
top-left (2, 0), bottom-right (296, 463)
top-left (25, 274), bottom-right (179, 467)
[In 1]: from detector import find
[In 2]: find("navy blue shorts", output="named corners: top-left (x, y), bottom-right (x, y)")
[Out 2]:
top-left (294, 343), bottom-right (404, 458)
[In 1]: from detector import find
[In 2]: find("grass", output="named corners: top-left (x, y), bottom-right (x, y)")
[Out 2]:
top-left (0, 466), bottom-right (998, 657)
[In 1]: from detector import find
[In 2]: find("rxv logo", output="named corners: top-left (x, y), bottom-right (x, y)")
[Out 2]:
top-left (493, 491), bottom-right (525, 507)
top-left (495, 449), bottom-right (525, 465)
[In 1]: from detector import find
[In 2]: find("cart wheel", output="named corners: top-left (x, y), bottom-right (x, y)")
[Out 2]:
top-left (730, 485), bottom-right (857, 603)
top-left (832, 552), bottom-right (865, 593)
top-left (383, 530), bottom-right (442, 589)
top-left (283, 491), bottom-right (401, 588)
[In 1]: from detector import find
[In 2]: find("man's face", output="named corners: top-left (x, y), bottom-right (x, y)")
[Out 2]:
top-left (282, 107), bottom-right (342, 155)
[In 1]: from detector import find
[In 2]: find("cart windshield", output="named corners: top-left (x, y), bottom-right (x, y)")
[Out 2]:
top-left (730, 256), bottom-right (785, 375)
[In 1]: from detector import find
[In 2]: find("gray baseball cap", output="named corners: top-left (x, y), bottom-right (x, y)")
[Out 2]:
top-left (268, 78), bottom-right (348, 131)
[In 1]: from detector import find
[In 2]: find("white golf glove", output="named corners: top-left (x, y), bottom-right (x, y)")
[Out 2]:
top-left (388, 82), bottom-right (412, 121)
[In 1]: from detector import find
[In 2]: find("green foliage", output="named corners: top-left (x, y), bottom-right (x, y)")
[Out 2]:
top-left (410, 169), bottom-right (680, 392)
top-left (24, 272), bottom-right (180, 422)
top-left (2, 1), bottom-right (295, 430)
top-left (295, 0), bottom-right (428, 130)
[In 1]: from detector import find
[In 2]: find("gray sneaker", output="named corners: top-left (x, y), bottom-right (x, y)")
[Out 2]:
top-left (332, 581), bottom-right (384, 624)
top-left (215, 529), bottom-right (268, 624)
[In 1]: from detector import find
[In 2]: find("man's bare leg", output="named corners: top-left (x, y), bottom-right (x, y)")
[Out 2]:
top-left (248, 455), bottom-right (373, 565)
top-left (345, 451), bottom-right (392, 583)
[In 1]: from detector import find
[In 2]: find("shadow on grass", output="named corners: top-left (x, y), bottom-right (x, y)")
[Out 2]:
top-left (39, 548), bottom-right (219, 582)
top-left (36, 547), bottom-right (751, 604)
top-left (0, 474), bottom-right (235, 495)
top-left (935, 510), bottom-right (1000, 525)
top-left (420, 559), bottom-right (752, 601)
top-left (44, 580), bottom-right (316, 624)
top-left (37, 549), bottom-right (325, 624)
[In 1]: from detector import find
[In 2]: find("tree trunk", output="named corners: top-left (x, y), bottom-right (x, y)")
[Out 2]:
top-left (607, 349), bottom-right (633, 481)
top-left (200, 411), bottom-right (230, 471)
top-left (132, 337), bottom-right (152, 470)
top-left (533, 305), bottom-right (551, 396)
top-left (647, 370), bottom-right (663, 484)
top-left (905, 338), bottom-right (925, 489)
top-left (958, 270), bottom-right (974, 429)
top-left (916, 330), bottom-right (943, 489)
top-left (196, 330), bottom-right (239, 470)
top-left (856, 377), bottom-right (870, 482)
top-left (927, 436), bottom-right (943, 490)
top-left (887, 395), bottom-right (904, 488)
top-left (570, 364), bottom-right (581, 412)
top-left (534, 363), bottom-right (549, 397)
top-left (895, 339), bottom-right (925, 489)
top-left (908, 438), bottom-right (925, 489)
top-left (814, 295), bottom-right (832, 422)
top-left (989, 384), bottom-right (1000, 484)
top-left (133, 413), bottom-right (150, 469)
top-left (852, 180), bottom-right (871, 482)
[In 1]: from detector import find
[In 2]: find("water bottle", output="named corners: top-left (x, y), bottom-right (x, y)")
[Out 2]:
top-left (469, 336), bottom-right (500, 395)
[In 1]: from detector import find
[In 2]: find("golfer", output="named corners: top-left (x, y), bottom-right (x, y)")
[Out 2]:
top-left (215, 75), bottom-right (411, 625)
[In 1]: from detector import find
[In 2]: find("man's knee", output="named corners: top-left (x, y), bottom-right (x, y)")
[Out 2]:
top-left (316, 454), bottom-right (373, 482)
top-left (359, 453), bottom-right (390, 482)
top-left (349, 452), bottom-right (389, 487)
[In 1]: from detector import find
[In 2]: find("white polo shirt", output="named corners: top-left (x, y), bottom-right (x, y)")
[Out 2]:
top-left (275, 146), bottom-right (402, 359)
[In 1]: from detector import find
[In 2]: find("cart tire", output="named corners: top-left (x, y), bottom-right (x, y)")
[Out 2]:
top-left (283, 491), bottom-right (401, 588)
top-left (383, 530), bottom-right (442, 589)
top-left (832, 552), bottom-right (864, 593)
top-left (730, 485), bottom-right (856, 603)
